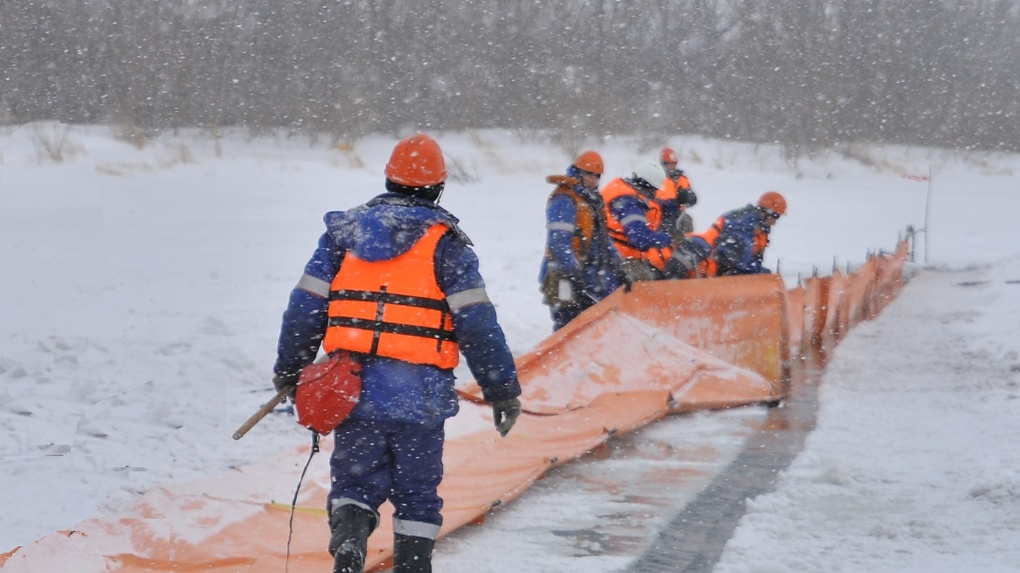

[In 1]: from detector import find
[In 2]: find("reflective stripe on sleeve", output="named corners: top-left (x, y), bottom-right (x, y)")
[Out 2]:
top-left (546, 221), bottom-right (575, 232)
top-left (446, 287), bottom-right (490, 311)
top-left (296, 273), bottom-right (331, 298)
top-left (620, 214), bottom-right (649, 226)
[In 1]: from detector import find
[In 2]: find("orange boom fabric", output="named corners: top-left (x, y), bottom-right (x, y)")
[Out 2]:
top-left (323, 224), bottom-right (459, 369)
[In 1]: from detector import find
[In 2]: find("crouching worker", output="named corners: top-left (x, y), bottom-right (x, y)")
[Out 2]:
top-left (540, 150), bottom-right (629, 330)
top-left (602, 161), bottom-right (694, 282)
top-left (679, 191), bottom-right (787, 277)
top-left (272, 133), bottom-right (523, 573)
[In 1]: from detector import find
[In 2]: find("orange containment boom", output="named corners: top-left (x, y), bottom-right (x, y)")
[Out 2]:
top-left (0, 242), bottom-right (909, 573)
top-left (785, 239), bottom-right (909, 353)
top-left (459, 273), bottom-right (789, 413)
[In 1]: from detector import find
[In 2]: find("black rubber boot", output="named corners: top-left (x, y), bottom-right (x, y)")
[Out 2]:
top-left (393, 533), bottom-right (435, 573)
top-left (328, 505), bottom-right (378, 573)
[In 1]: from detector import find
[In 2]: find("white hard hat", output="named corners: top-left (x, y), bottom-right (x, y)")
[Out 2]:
top-left (631, 161), bottom-right (665, 189)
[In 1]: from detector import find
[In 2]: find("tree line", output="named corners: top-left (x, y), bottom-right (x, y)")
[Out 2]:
top-left (2, 0), bottom-right (1018, 153)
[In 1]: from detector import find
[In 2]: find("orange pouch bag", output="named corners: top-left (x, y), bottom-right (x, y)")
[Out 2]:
top-left (294, 351), bottom-right (362, 435)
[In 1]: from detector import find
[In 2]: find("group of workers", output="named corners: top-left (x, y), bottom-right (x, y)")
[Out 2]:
top-left (269, 134), bottom-right (788, 573)
top-left (540, 148), bottom-right (788, 330)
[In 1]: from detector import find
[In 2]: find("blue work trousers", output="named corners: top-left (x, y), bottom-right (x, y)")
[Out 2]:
top-left (328, 418), bottom-right (446, 527)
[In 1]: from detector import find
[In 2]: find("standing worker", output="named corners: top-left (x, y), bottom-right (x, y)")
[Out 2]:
top-left (655, 147), bottom-right (698, 241)
top-left (539, 151), bottom-right (629, 330)
top-left (272, 133), bottom-right (523, 573)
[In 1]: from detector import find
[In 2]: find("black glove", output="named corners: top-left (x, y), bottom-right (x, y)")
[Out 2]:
top-left (272, 373), bottom-right (299, 402)
top-left (612, 265), bottom-right (633, 292)
top-left (678, 188), bottom-right (697, 207)
top-left (619, 273), bottom-right (634, 292)
top-left (665, 241), bottom-right (702, 279)
top-left (491, 398), bottom-right (522, 437)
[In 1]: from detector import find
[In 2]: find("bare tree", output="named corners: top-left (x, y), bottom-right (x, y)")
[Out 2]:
top-left (1, 0), bottom-right (1018, 152)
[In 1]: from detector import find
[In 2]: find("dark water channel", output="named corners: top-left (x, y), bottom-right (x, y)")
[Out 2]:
top-left (432, 353), bottom-right (824, 572)
top-left (626, 354), bottom-right (824, 572)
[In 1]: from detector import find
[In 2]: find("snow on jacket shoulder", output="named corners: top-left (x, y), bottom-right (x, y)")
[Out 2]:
top-left (715, 204), bottom-right (770, 274)
top-left (325, 194), bottom-right (472, 261)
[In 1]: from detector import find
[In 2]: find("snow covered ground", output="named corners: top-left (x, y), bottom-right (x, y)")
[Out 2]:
top-left (716, 261), bottom-right (1020, 573)
top-left (1, 125), bottom-right (1018, 571)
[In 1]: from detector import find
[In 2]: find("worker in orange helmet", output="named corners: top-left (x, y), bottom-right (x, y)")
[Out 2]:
top-left (654, 147), bottom-right (698, 244)
top-left (539, 150), bottom-right (630, 330)
top-left (272, 133), bottom-right (522, 573)
top-left (680, 191), bottom-right (788, 277)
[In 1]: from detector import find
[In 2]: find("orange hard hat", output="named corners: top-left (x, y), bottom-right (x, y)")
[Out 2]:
top-left (384, 133), bottom-right (447, 187)
top-left (573, 150), bottom-right (604, 175)
top-left (660, 147), bottom-right (679, 164)
top-left (758, 191), bottom-right (787, 216)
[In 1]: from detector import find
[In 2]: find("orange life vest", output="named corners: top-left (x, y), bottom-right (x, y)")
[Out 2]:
top-left (546, 178), bottom-right (596, 262)
top-left (687, 215), bottom-right (725, 277)
top-left (601, 178), bottom-right (672, 271)
top-left (753, 229), bottom-right (770, 254)
top-left (323, 224), bottom-right (459, 369)
top-left (655, 173), bottom-right (692, 204)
